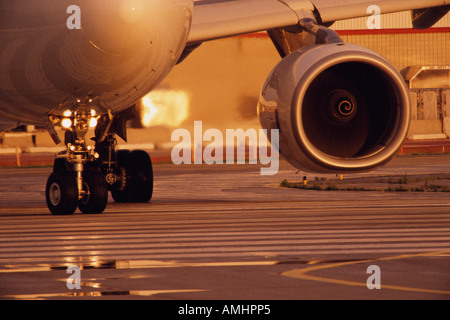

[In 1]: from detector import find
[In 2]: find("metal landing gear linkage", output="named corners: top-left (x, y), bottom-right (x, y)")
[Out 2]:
top-left (45, 98), bottom-right (153, 215)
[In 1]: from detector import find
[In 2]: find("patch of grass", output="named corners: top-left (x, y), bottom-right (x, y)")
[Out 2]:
top-left (346, 187), bottom-right (377, 192)
top-left (325, 183), bottom-right (338, 191)
top-left (280, 174), bottom-right (450, 193)
top-left (388, 174), bottom-right (409, 184)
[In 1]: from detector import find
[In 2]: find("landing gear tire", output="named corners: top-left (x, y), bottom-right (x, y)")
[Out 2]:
top-left (78, 169), bottom-right (108, 214)
top-left (46, 171), bottom-right (78, 215)
top-left (111, 150), bottom-right (153, 203)
top-left (110, 150), bottom-right (131, 203)
top-left (128, 150), bottom-right (153, 203)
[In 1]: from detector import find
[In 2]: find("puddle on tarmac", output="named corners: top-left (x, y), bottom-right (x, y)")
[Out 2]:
top-left (1, 259), bottom-right (272, 299)
top-left (0, 259), bottom-right (279, 273)
top-left (2, 289), bottom-right (205, 300)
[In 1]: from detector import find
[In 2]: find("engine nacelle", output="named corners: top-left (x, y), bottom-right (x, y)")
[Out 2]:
top-left (258, 43), bottom-right (410, 173)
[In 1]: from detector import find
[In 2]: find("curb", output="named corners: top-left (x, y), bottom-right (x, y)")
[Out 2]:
top-left (399, 139), bottom-right (450, 155)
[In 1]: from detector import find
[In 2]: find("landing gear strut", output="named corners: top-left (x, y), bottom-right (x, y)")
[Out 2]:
top-left (45, 99), bottom-right (153, 215)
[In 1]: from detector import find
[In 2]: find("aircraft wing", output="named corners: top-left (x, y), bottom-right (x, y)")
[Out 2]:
top-left (187, 0), bottom-right (314, 43)
top-left (188, 0), bottom-right (450, 44)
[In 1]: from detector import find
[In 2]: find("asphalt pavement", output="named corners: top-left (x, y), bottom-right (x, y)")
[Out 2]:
top-left (0, 156), bottom-right (449, 301)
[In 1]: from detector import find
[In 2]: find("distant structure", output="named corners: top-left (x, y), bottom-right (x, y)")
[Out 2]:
top-left (155, 11), bottom-right (450, 139)
top-left (333, 12), bottom-right (450, 138)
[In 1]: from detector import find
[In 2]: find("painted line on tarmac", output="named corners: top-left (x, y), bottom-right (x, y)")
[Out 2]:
top-left (282, 250), bottom-right (450, 296)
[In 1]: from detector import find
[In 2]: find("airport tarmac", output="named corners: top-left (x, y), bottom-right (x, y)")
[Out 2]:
top-left (0, 155), bottom-right (449, 301)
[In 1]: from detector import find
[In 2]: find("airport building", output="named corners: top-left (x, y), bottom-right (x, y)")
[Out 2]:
top-left (151, 11), bottom-right (450, 140)
top-left (332, 12), bottom-right (450, 138)
top-left (332, 12), bottom-right (450, 71)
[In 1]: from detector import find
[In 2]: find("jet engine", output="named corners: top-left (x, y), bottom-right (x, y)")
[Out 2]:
top-left (258, 43), bottom-right (410, 173)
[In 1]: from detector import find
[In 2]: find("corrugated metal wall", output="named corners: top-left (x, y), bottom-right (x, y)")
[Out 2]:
top-left (332, 11), bottom-right (450, 29)
top-left (330, 12), bottom-right (450, 71)
top-left (331, 11), bottom-right (450, 138)
top-left (338, 32), bottom-right (450, 71)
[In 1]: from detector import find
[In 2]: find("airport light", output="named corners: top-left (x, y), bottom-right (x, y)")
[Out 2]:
top-left (140, 90), bottom-right (189, 128)
top-left (61, 118), bottom-right (72, 129)
top-left (89, 117), bottom-right (98, 128)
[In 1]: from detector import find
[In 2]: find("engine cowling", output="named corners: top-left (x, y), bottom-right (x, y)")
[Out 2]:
top-left (258, 43), bottom-right (410, 173)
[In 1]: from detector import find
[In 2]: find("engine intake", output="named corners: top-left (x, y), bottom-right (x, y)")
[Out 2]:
top-left (258, 43), bottom-right (410, 173)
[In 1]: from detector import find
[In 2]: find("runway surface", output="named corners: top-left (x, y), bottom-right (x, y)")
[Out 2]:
top-left (0, 155), bottom-right (449, 300)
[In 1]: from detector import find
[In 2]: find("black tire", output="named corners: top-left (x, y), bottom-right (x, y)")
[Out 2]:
top-left (128, 150), bottom-right (153, 202)
top-left (53, 157), bottom-right (69, 172)
top-left (78, 169), bottom-right (108, 214)
top-left (46, 171), bottom-right (78, 215)
top-left (111, 150), bottom-right (153, 203)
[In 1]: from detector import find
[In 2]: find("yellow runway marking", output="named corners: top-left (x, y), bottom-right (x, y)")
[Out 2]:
top-left (283, 250), bottom-right (450, 296)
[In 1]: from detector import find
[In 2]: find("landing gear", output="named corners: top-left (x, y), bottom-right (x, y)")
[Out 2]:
top-left (45, 99), bottom-right (153, 215)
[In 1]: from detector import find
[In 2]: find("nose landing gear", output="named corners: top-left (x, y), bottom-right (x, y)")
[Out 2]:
top-left (45, 100), bottom-right (153, 215)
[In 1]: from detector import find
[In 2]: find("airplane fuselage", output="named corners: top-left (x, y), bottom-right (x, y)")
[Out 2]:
top-left (0, 0), bottom-right (193, 129)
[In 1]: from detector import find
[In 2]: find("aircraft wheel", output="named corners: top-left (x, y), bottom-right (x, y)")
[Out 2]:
top-left (46, 171), bottom-right (78, 215)
top-left (78, 169), bottom-right (108, 214)
top-left (110, 150), bottom-right (131, 203)
top-left (111, 150), bottom-right (153, 203)
top-left (128, 150), bottom-right (154, 202)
